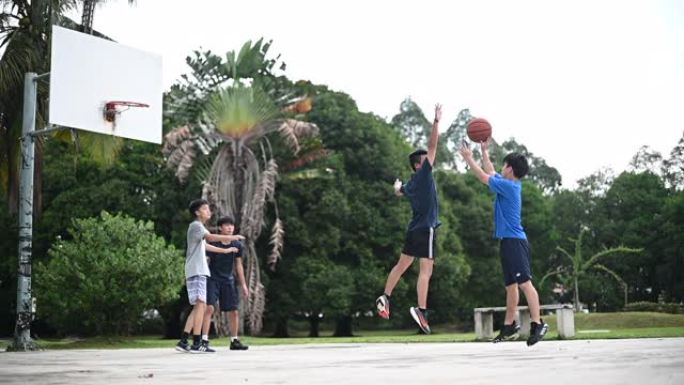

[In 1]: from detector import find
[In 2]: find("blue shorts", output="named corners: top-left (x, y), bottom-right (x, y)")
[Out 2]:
top-left (207, 278), bottom-right (239, 311)
top-left (499, 238), bottom-right (532, 286)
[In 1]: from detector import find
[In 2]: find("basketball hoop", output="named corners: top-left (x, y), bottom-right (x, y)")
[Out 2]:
top-left (103, 100), bottom-right (149, 126)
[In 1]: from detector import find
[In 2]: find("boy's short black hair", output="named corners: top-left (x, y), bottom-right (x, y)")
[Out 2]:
top-left (409, 149), bottom-right (427, 171)
top-left (217, 216), bottom-right (235, 227)
top-left (503, 153), bottom-right (529, 179)
top-left (188, 199), bottom-right (209, 217)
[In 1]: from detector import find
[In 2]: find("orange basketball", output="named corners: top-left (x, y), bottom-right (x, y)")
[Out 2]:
top-left (466, 118), bottom-right (492, 143)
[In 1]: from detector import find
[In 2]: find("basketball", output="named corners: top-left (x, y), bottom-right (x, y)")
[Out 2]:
top-left (467, 118), bottom-right (492, 143)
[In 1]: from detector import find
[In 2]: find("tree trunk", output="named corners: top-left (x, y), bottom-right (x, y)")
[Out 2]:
top-left (273, 317), bottom-right (289, 338)
top-left (333, 315), bottom-right (353, 337)
top-left (308, 314), bottom-right (320, 337)
top-left (574, 277), bottom-right (580, 311)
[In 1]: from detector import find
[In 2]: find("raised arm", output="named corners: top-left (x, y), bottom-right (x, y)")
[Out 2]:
top-left (459, 143), bottom-right (490, 185)
top-left (481, 138), bottom-right (496, 176)
top-left (426, 104), bottom-right (442, 166)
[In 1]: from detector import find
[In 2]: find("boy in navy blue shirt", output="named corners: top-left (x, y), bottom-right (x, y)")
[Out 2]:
top-left (203, 216), bottom-right (249, 351)
top-left (376, 104), bottom-right (442, 334)
top-left (459, 139), bottom-right (548, 346)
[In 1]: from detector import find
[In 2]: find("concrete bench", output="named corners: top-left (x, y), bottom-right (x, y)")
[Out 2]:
top-left (473, 304), bottom-right (575, 340)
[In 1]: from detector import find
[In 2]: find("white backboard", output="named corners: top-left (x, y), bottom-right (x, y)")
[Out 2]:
top-left (49, 26), bottom-right (162, 144)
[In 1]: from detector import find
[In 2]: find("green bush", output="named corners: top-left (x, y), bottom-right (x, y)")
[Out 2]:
top-left (35, 211), bottom-right (184, 336)
top-left (624, 301), bottom-right (683, 314)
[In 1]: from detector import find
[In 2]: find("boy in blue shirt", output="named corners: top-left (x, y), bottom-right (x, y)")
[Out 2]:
top-left (459, 140), bottom-right (548, 346)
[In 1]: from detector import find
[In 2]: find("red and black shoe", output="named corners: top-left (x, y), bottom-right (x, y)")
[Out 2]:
top-left (376, 294), bottom-right (391, 319)
top-left (410, 307), bottom-right (431, 334)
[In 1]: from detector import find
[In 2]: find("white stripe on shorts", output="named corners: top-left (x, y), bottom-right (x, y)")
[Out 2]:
top-left (428, 227), bottom-right (434, 259)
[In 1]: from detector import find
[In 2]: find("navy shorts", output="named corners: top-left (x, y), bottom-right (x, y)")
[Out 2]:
top-left (500, 238), bottom-right (532, 286)
top-left (207, 278), bottom-right (239, 311)
top-left (402, 227), bottom-right (437, 259)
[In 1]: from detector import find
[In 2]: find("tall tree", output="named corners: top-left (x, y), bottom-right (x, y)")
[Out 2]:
top-left (662, 132), bottom-right (684, 190)
top-left (163, 41), bottom-right (321, 334)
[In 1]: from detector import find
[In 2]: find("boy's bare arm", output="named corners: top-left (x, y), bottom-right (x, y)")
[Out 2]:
top-left (459, 144), bottom-right (490, 185)
top-left (481, 139), bottom-right (496, 175)
top-left (206, 244), bottom-right (239, 254)
top-left (206, 233), bottom-right (244, 242)
top-left (236, 258), bottom-right (249, 298)
top-left (426, 104), bottom-right (442, 166)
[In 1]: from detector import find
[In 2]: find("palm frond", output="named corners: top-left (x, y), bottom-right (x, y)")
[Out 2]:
top-left (539, 267), bottom-right (564, 289)
top-left (267, 218), bottom-right (284, 269)
top-left (269, 119), bottom-right (319, 155)
top-left (162, 126), bottom-right (197, 183)
top-left (583, 246), bottom-right (642, 272)
top-left (593, 263), bottom-right (627, 288)
top-left (204, 86), bottom-right (278, 138)
top-left (555, 246), bottom-right (575, 267)
top-left (76, 131), bottom-right (124, 166)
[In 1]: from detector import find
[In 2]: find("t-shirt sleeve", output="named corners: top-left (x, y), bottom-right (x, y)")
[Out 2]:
top-left (235, 242), bottom-right (244, 258)
top-left (488, 173), bottom-right (514, 197)
top-left (189, 222), bottom-right (209, 244)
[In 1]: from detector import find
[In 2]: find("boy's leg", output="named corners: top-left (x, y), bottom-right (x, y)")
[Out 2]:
top-left (409, 258), bottom-right (433, 334)
top-left (192, 301), bottom-right (206, 337)
top-left (519, 281), bottom-right (540, 323)
top-left (504, 283), bottom-right (519, 324)
top-left (384, 254), bottom-right (414, 296)
top-left (202, 304), bottom-right (214, 338)
top-left (183, 310), bottom-right (195, 334)
top-left (226, 281), bottom-right (248, 350)
top-left (520, 280), bottom-right (548, 346)
top-left (416, 258), bottom-right (434, 309)
top-left (376, 254), bottom-right (413, 319)
top-left (229, 310), bottom-right (239, 338)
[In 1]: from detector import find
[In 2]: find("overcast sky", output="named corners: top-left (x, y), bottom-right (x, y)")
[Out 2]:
top-left (78, 0), bottom-right (684, 187)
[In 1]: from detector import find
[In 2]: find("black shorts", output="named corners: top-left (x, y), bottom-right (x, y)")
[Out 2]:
top-left (500, 238), bottom-right (532, 286)
top-left (206, 278), bottom-right (239, 311)
top-left (402, 227), bottom-right (437, 259)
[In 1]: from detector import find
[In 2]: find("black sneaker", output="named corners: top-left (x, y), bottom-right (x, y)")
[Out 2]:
top-left (190, 340), bottom-right (216, 353)
top-left (493, 321), bottom-right (521, 343)
top-left (409, 307), bottom-right (431, 335)
top-left (230, 339), bottom-right (249, 350)
top-left (175, 339), bottom-right (190, 353)
top-left (376, 294), bottom-right (391, 319)
top-left (527, 320), bottom-right (549, 346)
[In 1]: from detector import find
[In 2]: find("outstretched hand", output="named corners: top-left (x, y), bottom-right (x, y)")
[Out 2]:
top-left (458, 142), bottom-right (473, 160)
top-left (434, 104), bottom-right (442, 123)
top-left (393, 179), bottom-right (403, 196)
top-left (480, 137), bottom-right (491, 152)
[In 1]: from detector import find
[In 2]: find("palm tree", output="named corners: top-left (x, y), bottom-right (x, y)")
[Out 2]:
top-left (162, 40), bottom-right (325, 334)
top-left (541, 227), bottom-right (641, 311)
top-left (164, 85), bottom-right (319, 334)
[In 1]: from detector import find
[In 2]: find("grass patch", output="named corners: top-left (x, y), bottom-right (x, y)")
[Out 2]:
top-left (2, 312), bottom-right (684, 350)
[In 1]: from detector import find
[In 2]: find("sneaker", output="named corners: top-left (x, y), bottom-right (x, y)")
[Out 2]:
top-left (190, 340), bottom-right (216, 353)
top-left (376, 294), bottom-right (391, 319)
top-left (492, 321), bottom-right (520, 343)
top-left (175, 339), bottom-right (190, 353)
top-left (230, 339), bottom-right (249, 351)
top-left (526, 320), bottom-right (549, 346)
top-left (409, 307), bottom-right (431, 335)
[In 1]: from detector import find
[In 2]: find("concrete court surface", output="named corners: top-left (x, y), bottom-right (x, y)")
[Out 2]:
top-left (1, 338), bottom-right (683, 385)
